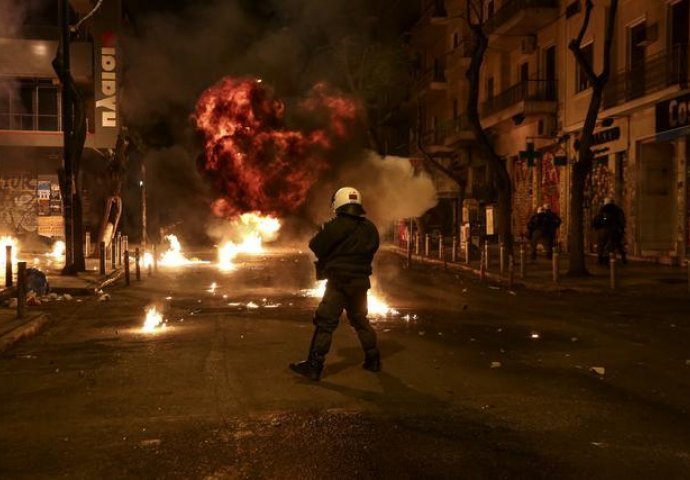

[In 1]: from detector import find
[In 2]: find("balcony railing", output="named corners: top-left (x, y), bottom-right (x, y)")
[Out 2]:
top-left (484, 0), bottom-right (559, 34)
top-left (417, 116), bottom-right (472, 148)
top-left (603, 46), bottom-right (688, 109)
top-left (0, 113), bottom-right (60, 132)
top-left (481, 79), bottom-right (557, 116)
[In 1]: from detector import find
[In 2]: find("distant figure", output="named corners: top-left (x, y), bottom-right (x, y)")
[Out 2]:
top-left (527, 204), bottom-right (560, 260)
top-left (593, 197), bottom-right (627, 265)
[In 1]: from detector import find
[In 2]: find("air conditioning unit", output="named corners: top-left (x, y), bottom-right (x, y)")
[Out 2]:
top-left (521, 36), bottom-right (537, 54)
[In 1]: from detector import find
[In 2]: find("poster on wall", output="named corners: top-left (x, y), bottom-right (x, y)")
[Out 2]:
top-left (37, 181), bottom-right (51, 216)
top-left (37, 175), bottom-right (64, 238)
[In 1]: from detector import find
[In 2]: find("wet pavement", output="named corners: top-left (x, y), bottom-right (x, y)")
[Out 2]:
top-left (1, 250), bottom-right (689, 479)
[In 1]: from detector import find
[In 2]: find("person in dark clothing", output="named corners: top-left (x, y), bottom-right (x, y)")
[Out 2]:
top-left (528, 204), bottom-right (562, 260)
top-left (290, 186), bottom-right (380, 381)
top-left (593, 197), bottom-right (627, 265)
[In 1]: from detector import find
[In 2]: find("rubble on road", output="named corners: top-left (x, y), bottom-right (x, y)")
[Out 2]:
top-left (590, 366), bottom-right (606, 376)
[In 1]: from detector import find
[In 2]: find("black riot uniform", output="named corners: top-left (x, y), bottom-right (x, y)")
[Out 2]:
top-left (290, 203), bottom-right (380, 381)
top-left (593, 201), bottom-right (627, 265)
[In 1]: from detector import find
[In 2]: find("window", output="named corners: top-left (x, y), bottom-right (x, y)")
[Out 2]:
top-left (0, 79), bottom-right (60, 131)
top-left (575, 43), bottom-right (593, 92)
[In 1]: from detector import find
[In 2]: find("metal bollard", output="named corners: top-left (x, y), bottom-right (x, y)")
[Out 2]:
top-left (17, 261), bottom-right (26, 319)
top-left (5, 245), bottom-right (12, 288)
top-left (424, 234), bottom-right (430, 257)
top-left (124, 250), bottom-right (130, 286)
top-left (99, 242), bottom-right (106, 275)
top-left (465, 241), bottom-right (470, 264)
top-left (499, 241), bottom-right (505, 274)
top-left (414, 233), bottom-right (420, 255)
top-left (406, 232), bottom-right (412, 268)
top-left (479, 249), bottom-right (486, 282)
top-left (85, 231), bottom-right (91, 257)
top-left (519, 243), bottom-right (525, 279)
top-left (135, 248), bottom-right (141, 281)
top-left (451, 236), bottom-right (457, 263)
top-left (484, 242), bottom-right (490, 272)
top-left (111, 241), bottom-right (116, 269)
top-left (552, 247), bottom-right (559, 284)
top-left (153, 243), bottom-right (159, 273)
top-left (123, 236), bottom-right (129, 257)
top-left (609, 252), bottom-right (617, 290)
top-left (117, 232), bottom-right (122, 266)
top-left (438, 236), bottom-right (444, 261)
top-left (148, 257), bottom-right (153, 277)
top-left (508, 255), bottom-right (515, 289)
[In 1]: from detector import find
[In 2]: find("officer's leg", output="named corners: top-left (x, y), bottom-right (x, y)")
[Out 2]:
top-left (530, 231), bottom-right (538, 261)
top-left (290, 283), bottom-right (346, 380)
top-left (308, 283), bottom-right (346, 364)
top-left (343, 286), bottom-right (380, 372)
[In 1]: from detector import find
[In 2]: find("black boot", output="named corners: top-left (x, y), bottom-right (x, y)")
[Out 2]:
top-left (289, 359), bottom-right (323, 381)
top-left (363, 350), bottom-right (381, 372)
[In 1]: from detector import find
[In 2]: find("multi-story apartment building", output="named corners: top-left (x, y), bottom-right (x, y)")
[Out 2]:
top-left (0, 0), bottom-right (122, 239)
top-left (410, 0), bottom-right (690, 264)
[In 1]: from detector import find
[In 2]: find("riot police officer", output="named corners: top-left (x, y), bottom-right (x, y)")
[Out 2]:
top-left (290, 187), bottom-right (380, 381)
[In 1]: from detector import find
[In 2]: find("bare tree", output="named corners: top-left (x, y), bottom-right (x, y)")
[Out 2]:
top-left (568, 0), bottom-right (619, 276)
top-left (464, 0), bottom-right (513, 252)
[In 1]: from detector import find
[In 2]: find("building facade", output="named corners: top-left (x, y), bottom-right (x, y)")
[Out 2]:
top-left (0, 0), bottom-right (122, 239)
top-left (410, 0), bottom-right (690, 264)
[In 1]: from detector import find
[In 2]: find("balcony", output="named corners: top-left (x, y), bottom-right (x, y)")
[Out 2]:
top-left (413, 64), bottom-right (448, 95)
top-left (485, 0), bottom-right (558, 39)
top-left (438, 115), bottom-right (474, 146)
top-left (414, 0), bottom-right (448, 28)
top-left (445, 38), bottom-right (476, 74)
top-left (603, 46), bottom-right (688, 110)
top-left (481, 79), bottom-right (557, 126)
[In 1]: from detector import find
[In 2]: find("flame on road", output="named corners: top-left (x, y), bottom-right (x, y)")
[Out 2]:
top-left (159, 235), bottom-right (208, 267)
top-left (142, 306), bottom-right (166, 333)
top-left (48, 240), bottom-right (66, 260)
top-left (302, 280), bottom-right (400, 318)
top-left (217, 213), bottom-right (281, 271)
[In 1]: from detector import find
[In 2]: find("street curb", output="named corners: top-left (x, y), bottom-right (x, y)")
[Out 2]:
top-left (50, 268), bottom-right (123, 296)
top-left (383, 245), bottom-right (602, 294)
top-left (0, 313), bottom-right (52, 353)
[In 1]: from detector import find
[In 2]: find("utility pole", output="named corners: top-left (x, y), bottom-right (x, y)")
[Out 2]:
top-left (141, 159), bottom-right (147, 246)
top-left (58, 0), bottom-right (75, 272)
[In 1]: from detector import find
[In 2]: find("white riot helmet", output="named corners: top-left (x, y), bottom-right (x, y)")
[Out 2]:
top-left (331, 186), bottom-right (365, 215)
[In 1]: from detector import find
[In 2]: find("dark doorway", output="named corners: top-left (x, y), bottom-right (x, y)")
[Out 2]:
top-left (544, 45), bottom-right (556, 99)
top-left (670, 0), bottom-right (689, 83)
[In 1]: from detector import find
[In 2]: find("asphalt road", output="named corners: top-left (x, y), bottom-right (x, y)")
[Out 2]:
top-left (1, 250), bottom-right (689, 479)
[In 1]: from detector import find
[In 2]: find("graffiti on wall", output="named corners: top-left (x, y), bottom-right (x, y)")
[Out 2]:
top-left (512, 157), bottom-right (532, 238)
top-left (0, 174), bottom-right (38, 234)
top-left (541, 153), bottom-right (560, 214)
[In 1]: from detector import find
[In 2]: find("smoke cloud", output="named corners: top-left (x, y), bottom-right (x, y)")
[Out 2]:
top-left (306, 151), bottom-right (437, 227)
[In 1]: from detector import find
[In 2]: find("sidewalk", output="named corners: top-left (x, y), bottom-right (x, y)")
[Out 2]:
top-left (0, 257), bottom-right (123, 353)
top-left (384, 244), bottom-right (690, 295)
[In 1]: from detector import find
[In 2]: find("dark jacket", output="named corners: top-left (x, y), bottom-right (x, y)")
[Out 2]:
top-left (309, 213), bottom-right (379, 286)
top-left (593, 203), bottom-right (625, 231)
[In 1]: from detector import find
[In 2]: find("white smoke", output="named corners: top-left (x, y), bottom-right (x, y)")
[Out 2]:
top-left (308, 151), bottom-right (438, 227)
top-left (0, 1), bottom-right (27, 38)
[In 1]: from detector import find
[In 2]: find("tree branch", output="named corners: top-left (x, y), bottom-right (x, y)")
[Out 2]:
top-left (567, 0), bottom-right (597, 84)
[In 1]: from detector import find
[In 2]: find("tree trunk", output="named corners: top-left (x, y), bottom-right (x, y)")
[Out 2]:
top-left (465, 22), bottom-right (513, 253)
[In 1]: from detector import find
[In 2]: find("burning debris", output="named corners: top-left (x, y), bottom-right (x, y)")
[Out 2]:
top-left (159, 235), bottom-right (209, 267)
top-left (142, 306), bottom-right (166, 333)
top-left (215, 213), bottom-right (281, 271)
top-left (194, 77), bottom-right (359, 220)
top-left (46, 240), bottom-right (66, 261)
top-left (301, 280), bottom-right (401, 319)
